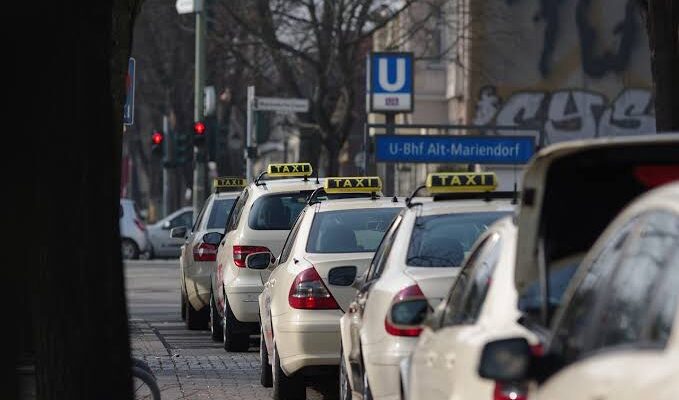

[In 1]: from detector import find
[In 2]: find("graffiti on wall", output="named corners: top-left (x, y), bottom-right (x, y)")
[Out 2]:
top-left (507, 0), bottom-right (640, 78)
top-left (472, 86), bottom-right (655, 144)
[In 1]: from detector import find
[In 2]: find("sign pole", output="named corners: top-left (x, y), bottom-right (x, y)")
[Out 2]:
top-left (385, 113), bottom-right (396, 195)
top-left (192, 1), bottom-right (206, 220)
top-left (246, 86), bottom-right (255, 183)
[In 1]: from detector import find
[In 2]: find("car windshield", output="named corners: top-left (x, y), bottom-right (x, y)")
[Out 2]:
top-left (248, 191), bottom-right (314, 230)
top-left (406, 211), bottom-right (510, 267)
top-left (306, 208), bottom-right (400, 253)
top-left (207, 198), bottom-right (237, 229)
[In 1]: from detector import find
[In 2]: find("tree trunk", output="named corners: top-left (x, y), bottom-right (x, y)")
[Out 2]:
top-left (644, 0), bottom-right (679, 131)
top-left (11, 0), bottom-right (142, 398)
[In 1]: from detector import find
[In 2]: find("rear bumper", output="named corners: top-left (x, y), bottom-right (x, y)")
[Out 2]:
top-left (185, 273), bottom-right (211, 310)
top-left (225, 282), bottom-right (263, 322)
top-left (274, 309), bottom-right (344, 375)
top-left (363, 337), bottom-right (417, 400)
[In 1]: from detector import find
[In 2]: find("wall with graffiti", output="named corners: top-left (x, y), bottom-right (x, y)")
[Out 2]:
top-left (468, 0), bottom-right (655, 144)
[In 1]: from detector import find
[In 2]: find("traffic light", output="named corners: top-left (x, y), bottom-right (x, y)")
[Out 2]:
top-left (175, 131), bottom-right (191, 165)
top-left (151, 130), bottom-right (164, 155)
top-left (193, 121), bottom-right (206, 145)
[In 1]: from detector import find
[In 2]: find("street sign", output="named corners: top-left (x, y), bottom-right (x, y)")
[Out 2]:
top-left (368, 52), bottom-right (414, 113)
top-left (204, 86), bottom-right (216, 116)
top-left (123, 57), bottom-right (136, 125)
top-left (253, 97), bottom-right (309, 113)
top-left (375, 135), bottom-right (535, 165)
top-left (176, 0), bottom-right (202, 14)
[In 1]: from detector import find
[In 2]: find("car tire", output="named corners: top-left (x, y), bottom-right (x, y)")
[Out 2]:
top-left (180, 289), bottom-right (187, 321)
top-left (273, 344), bottom-right (305, 400)
top-left (185, 297), bottom-right (208, 330)
top-left (209, 290), bottom-right (223, 341)
top-left (260, 325), bottom-right (273, 387)
top-left (222, 297), bottom-right (249, 352)
top-left (121, 239), bottom-right (140, 260)
top-left (339, 345), bottom-right (352, 400)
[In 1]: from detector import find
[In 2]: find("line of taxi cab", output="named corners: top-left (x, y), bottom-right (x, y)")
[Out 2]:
top-left (174, 177), bottom-right (243, 330)
top-left (400, 134), bottom-right (679, 400)
top-left (212, 163), bottom-right (324, 351)
top-left (251, 177), bottom-right (404, 400)
top-left (339, 172), bottom-right (516, 400)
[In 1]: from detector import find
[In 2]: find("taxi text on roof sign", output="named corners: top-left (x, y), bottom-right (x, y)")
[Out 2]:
top-left (426, 172), bottom-right (497, 194)
top-left (214, 177), bottom-right (247, 192)
top-left (267, 162), bottom-right (313, 177)
top-left (325, 177), bottom-right (382, 193)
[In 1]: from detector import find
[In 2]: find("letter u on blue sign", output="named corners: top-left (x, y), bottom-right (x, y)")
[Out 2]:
top-left (372, 54), bottom-right (412, 94)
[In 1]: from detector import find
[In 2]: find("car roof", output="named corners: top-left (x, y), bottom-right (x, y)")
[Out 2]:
top-left (247, 178), bottom-right (324, 196)
top-left (314, 196), bottom-right (405, 212)
top-left (409, 198), bottom-right (516, 217)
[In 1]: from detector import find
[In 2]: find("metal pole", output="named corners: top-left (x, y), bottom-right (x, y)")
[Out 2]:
top-left (385, 113), bottom-right (396, 196)
top-left (362, 123), bottom-right (368, 175)
top-left (162, 115), bottom-right (170, 217)
top-left (246, 86), bottom-right (255, 182)
top-left (192, 5), bottom-right (207, 220)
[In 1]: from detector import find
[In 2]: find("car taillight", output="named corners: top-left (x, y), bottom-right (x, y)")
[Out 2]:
top-left (233, 245), bottom-right (270, 268)
top-left (193, 242), bottom-right (218, 262)
top-left (384, 284), bottom-right (428, 337)
top-left (134, 218), bottom-right (146, 231)
top-left (288, 267), bottom-right (339, 310)
top-left (493, 382), bottom-right (527, 400)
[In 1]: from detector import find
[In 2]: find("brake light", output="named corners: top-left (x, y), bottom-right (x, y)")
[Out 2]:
top-left (634, 165), bottom-right (679, 188)
top-left (384, 284), bottom-right (428, 337)
top-left (233, 245), bottom-right (270, 268)
top-left (194, 242), bottom-right (218, 262)
top-left (493, 382), bottom-right (527, 400)
top-left (289, 267), bottom-right (339, 309)
top-left (134, 218), bottom-right (146, 231)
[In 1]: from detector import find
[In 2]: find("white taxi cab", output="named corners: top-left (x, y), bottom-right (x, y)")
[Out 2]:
top-left (173, 177), bottom-right (243, 330)
top-left (339, 172), bottom-right (516, 400)
top-left (473, 134), bottom-right (679, 400)
top-left (253, 177), bottom-right (403, 400)
top-left (405, 217), bottom-right (543, 400)
top-left (213, 163), bottom-right (323, 351)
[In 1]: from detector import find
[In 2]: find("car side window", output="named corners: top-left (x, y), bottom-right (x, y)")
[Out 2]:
top-left (192, 205), bottom-right (207, 233)
top-left (591, 211), bottom-right (679, 350)
top-left (440, 234), bottom-right (496, 327)
top-left (645, 248), bottom-right (679, 345)
top-left (552, 216), bottom-right (643, 364)
top-left (171, 211), bottom-right (193, 229)
top-left (278, 210), bottom-right (306, 265)
top-left (226, 190), bottom-right (249, 233)
top-left (366, 215), bottom-right (402, 281)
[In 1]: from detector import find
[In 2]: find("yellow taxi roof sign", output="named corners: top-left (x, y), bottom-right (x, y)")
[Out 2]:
top-left (426, 172), bottom-right (497, 194)
top-left (324, 177), bottom-right (382, 193)
top-left (267, 162), bottom-right (313, 177)
top-left (213, 176), bottom-right (247, 192)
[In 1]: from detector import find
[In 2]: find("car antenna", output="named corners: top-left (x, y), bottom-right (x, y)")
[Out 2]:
top-left (315, 167), bottom-right (320, 184)
top-left (406, 185), bottom-right (426, 208)
top-left (392, 195), bottom-right (398, 203)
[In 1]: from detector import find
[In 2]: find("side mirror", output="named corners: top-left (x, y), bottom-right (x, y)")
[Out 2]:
top-left (478, 338), bottom-right (532, 382)
top-left (246, 252), bottom-right (274, 270)
top-left (170, 226), bottom-right (188, 239)
top-left (162, 220), bottom-right (171, 230)
top-left (202, 232), bottom-right (223, 246)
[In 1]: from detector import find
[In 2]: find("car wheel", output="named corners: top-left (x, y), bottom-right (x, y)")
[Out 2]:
top-left (180, 289), bottom-right (186, 321)
top-left (121, 239), bottom-right (139, 260)
top-left (185, 297), bottom-right (208, 330)
top-left (209, 290), bottom-right (223, 341)
top-left (260, 325), bottom-right (273, 387)
top-left (339, 345), bottom-right (352, 400)
top-left (273, 344), bottom-right (305, 400)
top-left (222, 296), bottom-right (249, 352)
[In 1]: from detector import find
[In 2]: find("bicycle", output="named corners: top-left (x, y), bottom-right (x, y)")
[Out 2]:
top-left (132, 357), bottom-right (161, 400)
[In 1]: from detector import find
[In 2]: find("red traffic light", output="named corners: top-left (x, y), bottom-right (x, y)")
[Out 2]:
top-left (193, 121), bottom-right (206, 136)
top-left (151, 131), bottom-right (164, 145)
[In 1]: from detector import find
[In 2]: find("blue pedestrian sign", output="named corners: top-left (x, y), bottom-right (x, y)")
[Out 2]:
top-left (123, 57), bottom-right (136, 125)
top-left (375, 135), bottom-right (535, 165)
top-left (367, 52), bottom-right (414, 113)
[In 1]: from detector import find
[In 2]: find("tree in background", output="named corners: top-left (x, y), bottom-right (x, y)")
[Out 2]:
top-left (639, 0), bottom-right (679, 131)
top-left (10, 0), bottom-right (143, 398)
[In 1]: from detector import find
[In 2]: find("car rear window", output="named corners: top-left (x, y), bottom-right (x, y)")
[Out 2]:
top-left (248, 192), bottom-right (313, 230)
top-left (406, 211), bottom-right (510, 267)
top-left (306, 208), bottom-right (400, 253)
top-left (207, 198), bottom-right (237, 229)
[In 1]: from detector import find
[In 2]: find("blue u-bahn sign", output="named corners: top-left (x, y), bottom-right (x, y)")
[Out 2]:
top-left (375, 135), bottom-right (535, 165)
top-left (123, 57), bottom-right (136, 125)
top-left (367, 52), bottom-right (414, 113)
